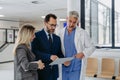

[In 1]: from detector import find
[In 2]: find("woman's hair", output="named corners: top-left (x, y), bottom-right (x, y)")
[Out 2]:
top-left (13, 25), bottom-right (35, 55)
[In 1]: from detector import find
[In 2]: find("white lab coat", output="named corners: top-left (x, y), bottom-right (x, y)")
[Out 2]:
top-left (56, 27), bottom-right (95, 80)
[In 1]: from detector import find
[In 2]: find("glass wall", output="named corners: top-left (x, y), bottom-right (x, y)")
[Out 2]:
top-left (115, 0), bottom-right (120, 47)
top-left (98, 1), bottom-right (112, 46)
top-left (0, 28), bottom-right (18, 46)
top-left (0, 29), bottom-right (6, 46)
top-left (85, 0), bottom-right (112, 47)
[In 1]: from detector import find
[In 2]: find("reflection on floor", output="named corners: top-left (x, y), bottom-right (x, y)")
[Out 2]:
top-left (0, 62), bottom-right (14, 80)
top-left (0, 62), bottom-right (113, 80)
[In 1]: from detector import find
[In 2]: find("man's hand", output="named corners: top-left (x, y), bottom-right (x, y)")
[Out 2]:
top-left (64, 61), bottom-right (71, 66)
top-left (50, 55), bottom-right (58, 61)
top-left (75, 52), bottom-right (84, 59)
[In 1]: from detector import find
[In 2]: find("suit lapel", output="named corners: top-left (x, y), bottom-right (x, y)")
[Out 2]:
top-left (41, 29), bottom-right (49, 44)
top-left (41, 29), bottom-right (50, 48)
top-left (52, 34), bottom-right (56, 49)
top-left (40, 29), bottom-right (57, 50)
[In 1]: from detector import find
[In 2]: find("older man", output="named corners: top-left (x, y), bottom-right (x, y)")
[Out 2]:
top-left (57, 11), bottom-right (95, 80)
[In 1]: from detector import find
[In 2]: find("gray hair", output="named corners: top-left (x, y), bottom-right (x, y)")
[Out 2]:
top-left (69, 11), bottom-right (79, 19)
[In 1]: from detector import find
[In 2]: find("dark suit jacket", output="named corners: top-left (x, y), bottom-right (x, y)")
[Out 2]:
top-left (14, 44), bottom-right (38, 80)
top-left (31, 29), bottom-right (64, 80)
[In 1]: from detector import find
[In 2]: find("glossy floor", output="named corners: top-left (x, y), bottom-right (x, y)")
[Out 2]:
top-left (0, 62), bottom-right (112, 80)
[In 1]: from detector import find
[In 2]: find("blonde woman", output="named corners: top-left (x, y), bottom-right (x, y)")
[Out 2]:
top-left (13, 25), bottom-right (44, 80)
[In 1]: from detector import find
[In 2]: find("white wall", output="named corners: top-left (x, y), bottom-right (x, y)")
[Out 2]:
top-left (19, 20), bottom-right (66, 33)
top-left (0, 20), bottom-right (19, 28)
top-left (0, 30), bottom-right (5, 43)
top-left (19, 20), bottom-right (44, 30)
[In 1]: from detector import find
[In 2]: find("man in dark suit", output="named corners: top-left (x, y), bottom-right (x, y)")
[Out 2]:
top-left (31, 13), bottom-right (64, 80)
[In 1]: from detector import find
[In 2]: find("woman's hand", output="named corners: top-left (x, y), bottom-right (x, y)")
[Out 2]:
top-left (37, 60), bottom-right (45, 69)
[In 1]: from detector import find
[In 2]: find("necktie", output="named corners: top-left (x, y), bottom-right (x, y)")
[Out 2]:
top-left (48, 34), bottom-right (52, 47)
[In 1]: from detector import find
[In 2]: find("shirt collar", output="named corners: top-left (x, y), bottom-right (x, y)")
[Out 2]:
top-left (44, 28), bottom-right (49, 36)
top-left (44, 27), bottom-right (53, 39)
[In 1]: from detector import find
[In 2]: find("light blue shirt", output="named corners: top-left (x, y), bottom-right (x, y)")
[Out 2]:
top-left (63, 27), bottom-right (82, 72)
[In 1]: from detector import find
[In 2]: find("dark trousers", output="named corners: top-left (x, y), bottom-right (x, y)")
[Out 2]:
top-left (37, 69), bottom-right (57, 80)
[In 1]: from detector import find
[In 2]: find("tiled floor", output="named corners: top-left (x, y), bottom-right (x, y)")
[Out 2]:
top-left (0, 62), bottom-right (14, 80)
top-left (1, 48), bottom-right (120, 80)
top-left (0, 62), bottom-right (113, 80)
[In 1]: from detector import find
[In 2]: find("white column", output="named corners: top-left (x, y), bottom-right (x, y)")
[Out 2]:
top-left (67, 0), bottom-right (81, 17)
top-left (55, 17), bottom-right (60, 34)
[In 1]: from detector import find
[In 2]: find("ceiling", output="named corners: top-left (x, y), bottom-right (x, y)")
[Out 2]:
top-left (0, 0), bottom-right (67, 22)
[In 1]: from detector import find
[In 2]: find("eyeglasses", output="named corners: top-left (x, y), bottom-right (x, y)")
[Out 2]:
top-left (47, 23), bottom-right (58, 28)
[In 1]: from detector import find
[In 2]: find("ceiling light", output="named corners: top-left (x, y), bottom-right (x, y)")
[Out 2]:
top-left (31, 1), bottom-right (39, 4)
top-left (31, 0), bottom-right (45, 4)
top-left (59, 19), bottom-right (66, 21)
top-left (0, 7), bottom-right (3, 9)
top-left (0, 15), bottom-right (5, 17)
top-left (41, 16), bottom-right (45, 19)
